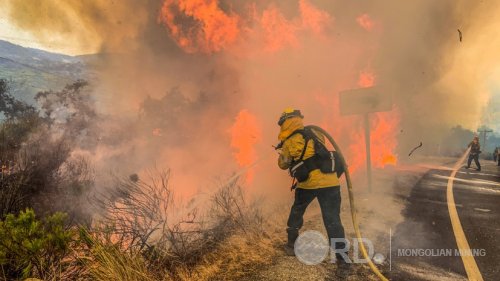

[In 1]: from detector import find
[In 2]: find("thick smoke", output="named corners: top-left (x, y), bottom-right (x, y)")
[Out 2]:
top-left (0, 0), bottom-right (150, 53)
top-left (2, 0), bottom-right (499, 198)
top-left (374, 1), bottom-right (500, 153)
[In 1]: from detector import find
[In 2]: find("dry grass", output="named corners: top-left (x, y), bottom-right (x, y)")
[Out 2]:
top-left (75, 227), bottom-right (280, 281)
top-left (81, 237), bottom-right (158, 281)
top-left (175, 232), bottom-right (278, 281)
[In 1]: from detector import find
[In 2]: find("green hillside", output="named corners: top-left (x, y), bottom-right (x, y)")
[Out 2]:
top-left (0, 40), bottom-right (87, 102)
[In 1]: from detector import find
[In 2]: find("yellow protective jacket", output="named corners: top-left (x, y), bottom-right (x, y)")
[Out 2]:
top-left (277, 116), bottom-right (340, 189)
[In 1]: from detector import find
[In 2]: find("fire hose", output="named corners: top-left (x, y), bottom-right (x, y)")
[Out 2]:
top-left (307, 125), bottom-right (389, 281)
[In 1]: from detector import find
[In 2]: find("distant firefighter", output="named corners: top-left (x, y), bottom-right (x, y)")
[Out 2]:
top-left (465, 136), bottom-right (481, 171)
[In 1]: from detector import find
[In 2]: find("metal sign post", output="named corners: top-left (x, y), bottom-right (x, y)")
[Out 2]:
top-left (339, 87), bottom-right (392, 192)
top-left (364, 113), bottom-right (372, 192)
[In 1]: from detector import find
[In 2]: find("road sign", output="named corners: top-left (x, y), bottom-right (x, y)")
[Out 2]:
top-left (339, 87), bottom-right (392, 116)
top-left (338, 86), bottom-right (393, 192)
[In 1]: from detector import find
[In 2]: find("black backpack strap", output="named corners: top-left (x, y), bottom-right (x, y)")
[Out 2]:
top-left (287, 130), bottom-right (311, 185)
top-left (284, 129), bottom-right (312, 162)
top-left (297, 135), bottom-right (310, 162)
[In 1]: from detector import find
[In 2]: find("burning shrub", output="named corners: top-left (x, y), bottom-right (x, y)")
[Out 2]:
top-left (173, 181), bottom-right (276, 281)
top-left (211, 179), bottom-right (261, 231)
top-left (8, 112), bottom-right (95, 222)
top-left (0, 79), bottom-right (96, 222)
top-left (35, 80), bottom-right (98, 148)
top-left (92, 170), bottom-right (173, 253)
top-left (90, 170), bottom-right (275, 280)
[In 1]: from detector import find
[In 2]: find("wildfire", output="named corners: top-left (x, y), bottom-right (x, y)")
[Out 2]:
top-left (158, 0), bottom-right (240, 53)
top-left (358, 70), bottom-right (399, 169)
top-left (371, 111), bottom-right (399, 167)
top-left (158, 1), bottom-right (399, 187)
top-left (152, 128), bottom-right (162, 136)
top-left (257, 0), bottom-right (332, 52)
top-left (321, 70), bottom-right (399, 174)
top-left (356, 13), bottom-right (375, 31)
top-left (229, 110), bottom-right (262, 183)
top-left (158, 0), bottom-right (332, 54)
top-left (299, 0), bottom-right (332, 35)
top-left (258, 6), bottom-right (300, 52)
top-left (358, 70), bottom-right (376, 88)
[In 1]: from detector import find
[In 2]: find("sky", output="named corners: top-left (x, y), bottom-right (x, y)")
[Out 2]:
top-left (0, 13), bottom-right (49, 51)
top-left (0, 5), bottom-right (97, 55)
top-left (0, 17), bottom-right (92, 55)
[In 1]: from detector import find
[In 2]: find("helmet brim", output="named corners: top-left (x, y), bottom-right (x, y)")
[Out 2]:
top-left (278, 110), bottom-right (303, 126)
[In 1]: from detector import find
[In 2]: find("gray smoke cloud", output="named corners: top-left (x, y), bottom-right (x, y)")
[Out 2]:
top-left (2, 0), bottom-right (498, 197)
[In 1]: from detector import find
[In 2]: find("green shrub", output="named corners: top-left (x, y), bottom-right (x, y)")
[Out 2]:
top-left (0, 208), bottom-right (73, 279)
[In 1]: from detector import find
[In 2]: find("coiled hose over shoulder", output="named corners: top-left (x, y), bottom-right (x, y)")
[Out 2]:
top-left (307, 125), bottom-right (389, 281)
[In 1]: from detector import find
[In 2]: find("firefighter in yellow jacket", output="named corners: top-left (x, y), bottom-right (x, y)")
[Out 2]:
top-left (277, 108), bottom-right (347, 265)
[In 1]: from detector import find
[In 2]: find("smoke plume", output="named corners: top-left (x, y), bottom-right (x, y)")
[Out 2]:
top-left (2, 0), bottom-right (499, 197)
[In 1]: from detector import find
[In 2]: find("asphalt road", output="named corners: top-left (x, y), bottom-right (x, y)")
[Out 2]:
top-left (389, 159), bottom-right (500, 281)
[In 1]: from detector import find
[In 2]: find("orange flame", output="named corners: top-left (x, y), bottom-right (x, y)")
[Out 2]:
top-left (258, 6), bottom-right (299, 52)
top-left (358, 70), bottom-right (376, 88)
top-left (229, 110), bottom-right (262, 182)
top-left (159, 0), bottom-right (332, 54)
top-left (157, 2), bottom-right (399, 189)
top-left (159, 0), bottom-right (240, 53)
top-left (356, 13), bottom-right (374, 31)
top-left (152, 128), bottom-right (162, 136)
top-left (321, 70), bottom-right (399, 174)
top-left (299, 0), bottom-right (332, 35)
top-left (358, 70), bottom-right (398, 168)
top-left (371, 110), bottom-right (399, 167)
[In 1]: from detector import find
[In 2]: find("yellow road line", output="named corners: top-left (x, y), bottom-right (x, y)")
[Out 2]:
top-left (446, 148), bottom-right (484, 281)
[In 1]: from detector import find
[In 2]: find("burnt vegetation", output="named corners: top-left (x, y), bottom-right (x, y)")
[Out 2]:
top-left (0, 79), bottom-right (278, 280)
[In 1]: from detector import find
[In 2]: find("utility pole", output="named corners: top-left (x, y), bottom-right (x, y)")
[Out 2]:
top-left (478, 128), bottom-right (493, 151)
